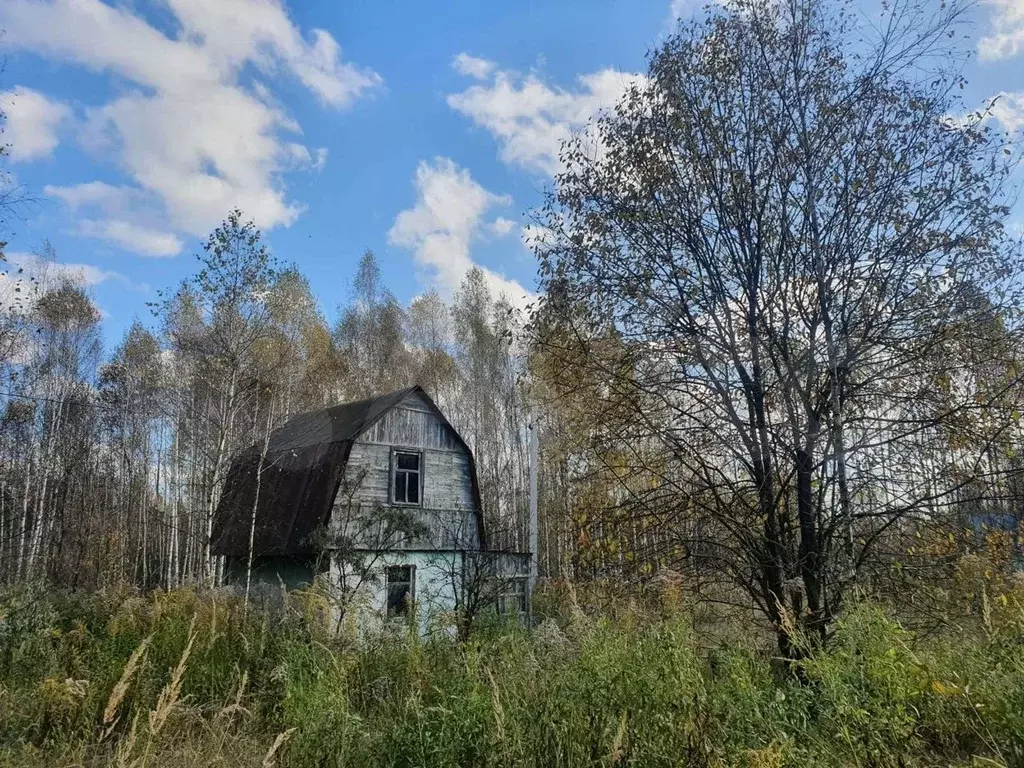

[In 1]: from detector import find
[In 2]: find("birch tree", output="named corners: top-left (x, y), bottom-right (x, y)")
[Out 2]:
top-left (334, 251), bottom-right (411, 399)
top-left (99, 322), bottom-right (162, 585)
top-left (158, 209), bottom-right (281, 584)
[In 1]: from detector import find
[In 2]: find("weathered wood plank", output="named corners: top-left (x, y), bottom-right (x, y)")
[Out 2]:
top-left (358, 394), bottom-right (461, 451)
top-left (329, 394), bottom-right (481, 551)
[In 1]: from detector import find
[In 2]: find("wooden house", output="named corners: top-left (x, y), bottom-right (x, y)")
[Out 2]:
top-left (211, 386), bottom-right (529, 632)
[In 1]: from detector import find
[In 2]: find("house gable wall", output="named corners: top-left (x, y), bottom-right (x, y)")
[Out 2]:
top-left (330, 391), bottom-right (482, 550)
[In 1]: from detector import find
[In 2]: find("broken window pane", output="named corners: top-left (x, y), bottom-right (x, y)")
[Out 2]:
top-left (496, 578), bottom-right (527, 616)
top-left (386, 565), bottom-right (414, 617)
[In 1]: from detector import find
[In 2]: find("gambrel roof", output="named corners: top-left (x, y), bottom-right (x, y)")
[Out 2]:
top-left (211, 385), bottom-right (487, 559)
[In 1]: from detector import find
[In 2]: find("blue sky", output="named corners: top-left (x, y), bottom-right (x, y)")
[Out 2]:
top-left (0, 0), bottom-right (1022, 348)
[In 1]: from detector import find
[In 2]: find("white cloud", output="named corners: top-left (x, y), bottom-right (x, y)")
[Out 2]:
top-left (669, 0), bottom-right (689, 18)
top-left (283, 143), bottom-right (329, 171)
top-left (77, 220), bottom-right (183, 258)
top-left (45, 181), bottom-right (134, 210)
top-left (991, 91), bottom-right (1024, 131)
top-left (979, 0), bottom-right (1024, 61)
top-left (0, 251), bottom-right (143, 335)
top-left (521, 221), bottom-right (555, 249)
top-left (0, 87), bottom-right (70, 162)
top-left (89, 87), bottom-right (302, 234)
top-left (4, 250), bottom-right (122, 289)
top-left (388, 157), bottom-right (533, 303)
top-left (942, 91), bottom-right (1024, 134)
top-left (163, 0), bottom-right (381, 107)
top-left (45, 182), bottom-right (183, 257)
top-left (452, 53), bottom-right (496, 80)
top-left (490, 217), bottom-right (516, 237)
top-left (0, 0), bottom-right (379, 249)
top-left (666, 0), bottom-right (698, 28)
top-left (448, 63), bottom-right (644, 175)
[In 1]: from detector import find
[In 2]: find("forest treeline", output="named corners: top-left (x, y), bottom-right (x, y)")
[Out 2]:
top-left (2, 0), bottom-right (1024, 656)
top-left (0, 223), bottom-right (540, 591)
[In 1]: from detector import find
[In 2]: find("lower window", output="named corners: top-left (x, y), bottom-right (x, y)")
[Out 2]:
top-left (386, 565), bottom-right (415, 617)
top-left (496, 577), bottom-right (528, 616)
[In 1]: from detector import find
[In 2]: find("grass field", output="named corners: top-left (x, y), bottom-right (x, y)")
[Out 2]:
top-left (1, 576), bottom-right (1022, 767)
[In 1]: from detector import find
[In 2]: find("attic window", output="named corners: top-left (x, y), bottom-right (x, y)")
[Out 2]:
top-left (392, 450), bottom-right (422, 506)
top-left (386, 565), bottom-right (415, 617)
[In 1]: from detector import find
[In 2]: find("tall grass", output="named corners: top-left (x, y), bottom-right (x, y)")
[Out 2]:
top-left (0, 579), bottom-right (1022, 767)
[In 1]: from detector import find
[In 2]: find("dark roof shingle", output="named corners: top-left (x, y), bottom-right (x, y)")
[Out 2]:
top-left (211, 387), bottom-right (418, 558)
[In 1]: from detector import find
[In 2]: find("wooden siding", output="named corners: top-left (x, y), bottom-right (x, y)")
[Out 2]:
top-left (330, 392), bottom-right (481, 550)
top-left (357, 390), bottom-right (461, 451)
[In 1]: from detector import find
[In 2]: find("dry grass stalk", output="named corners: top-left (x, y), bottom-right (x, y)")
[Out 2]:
top-left (216, 669), bottom-right (252, 723)
top-left (147, 615), bottom-right (198, 737)
top-left (486, 667), bottom-right (506, 744)
top-left (113, 710), bottom-right (142, 768)
top-left (261, 727), bottom-right (296, 767)
top-left (102, 633), bottom-right (154, 739)
top-left (234, 668), bottom-right (249, 708)
top-left (210, 593), bottom-right (218, 647)
top-left (109, 615), bottom-right (201, 768)
top-left (608, 711), bottom-right (629, 765)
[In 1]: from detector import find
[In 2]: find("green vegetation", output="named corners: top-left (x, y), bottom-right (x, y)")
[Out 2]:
top-left (2, 579), bottom-right (1023, 767)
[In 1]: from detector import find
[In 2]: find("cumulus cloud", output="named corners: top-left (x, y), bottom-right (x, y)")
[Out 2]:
top-left (163, 0), bottom-right (381, 106)
top-left (45, 181), bottom-right (134, 211)
top-left (448, 59), bottom-right (644, 175)
top-left (666, 0), bottom-right (700, 29)
top-left (0, 87), bottom-right (70, 162)
top-left (282, 143), bottom-right (329, 172)
top-left (979, 0), bottom-right (1024, 60)
top-left (77, 220), bottom-right (184, 258)
top-left (991, 91), bottom-right (1024, 131)
top-left (452, 53), bottom-right (496, 80)
top-left (668, 0), bottom-right (689, 18)
top-left (490, 217), bottom-right (516, 237)
top-left (0, 0), bottom-right (379, 249)
top-left (388, 157), bottom-right (533, 303)
top-left (2, 250), bottom-right (129, 292)
top-left (45, 182), bottom-right (183, 257)
top-left (942, 91), bottom-right (1024, 135)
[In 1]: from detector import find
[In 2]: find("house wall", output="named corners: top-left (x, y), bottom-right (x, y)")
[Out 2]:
top-left (330, 550), bottom-right (465, 637)
top-left (222, 555), bottom-right (320, 590)
top-left (330, 391), bottom-right (481, 550)
top-left (223, 549), bottom-right (531, 637)
top-left (330, 549), bottom-right (532, 637)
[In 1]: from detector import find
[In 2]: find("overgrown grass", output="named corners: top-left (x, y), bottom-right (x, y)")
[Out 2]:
top-left (1, 578), bottom-right (1022, 767)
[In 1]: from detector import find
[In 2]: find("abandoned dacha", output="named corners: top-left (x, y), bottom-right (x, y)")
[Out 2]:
top-left (212, 385), bottom-right (530, 632)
